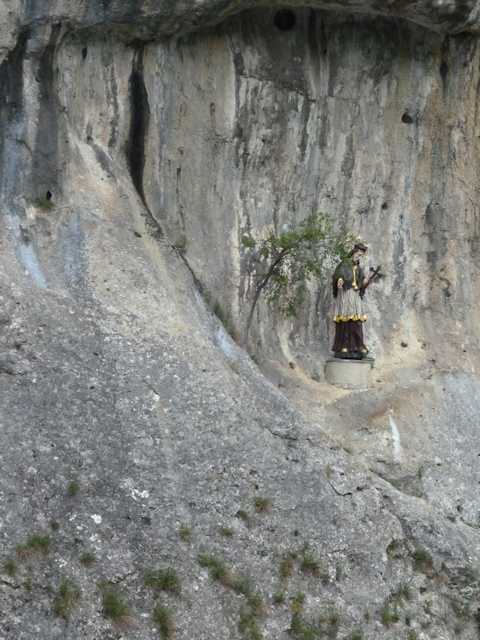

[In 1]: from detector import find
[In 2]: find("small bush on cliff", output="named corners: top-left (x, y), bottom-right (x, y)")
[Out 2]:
top-left (241, 212), bottom-right (355, 339)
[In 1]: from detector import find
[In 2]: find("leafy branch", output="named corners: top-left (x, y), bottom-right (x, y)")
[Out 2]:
top-left (241, 212), bottom-right (356, 342)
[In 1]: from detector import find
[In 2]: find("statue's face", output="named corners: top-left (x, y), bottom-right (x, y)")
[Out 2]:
top-left (353, 250), bottom-right (366, 263)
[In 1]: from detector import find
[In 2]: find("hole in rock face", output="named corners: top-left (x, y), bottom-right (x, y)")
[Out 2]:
top-left (46, 190), bottom-right (52, 201)
top-left (82, 47), bottom-right (88, 60)
top-left (274, 9), bottom-right (296, 31)
top-left (401, 112), bottom-right (414, 124)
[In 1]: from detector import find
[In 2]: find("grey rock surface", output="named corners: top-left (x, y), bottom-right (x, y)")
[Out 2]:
top-left (0, 2), bottom-right (478, 639)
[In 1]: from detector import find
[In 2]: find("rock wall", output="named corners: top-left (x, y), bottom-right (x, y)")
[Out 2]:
top-left (0, 2), bottom-right (479, 639)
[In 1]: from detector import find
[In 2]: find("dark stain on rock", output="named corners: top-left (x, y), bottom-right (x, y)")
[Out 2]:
top-left (126, 45), bottom-right (150, 206)
top-left (31, 23), bottom-right (62, 201)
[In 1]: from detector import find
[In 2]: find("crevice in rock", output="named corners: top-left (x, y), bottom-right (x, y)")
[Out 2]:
top-left (126, 44), bottom-right (150, 208)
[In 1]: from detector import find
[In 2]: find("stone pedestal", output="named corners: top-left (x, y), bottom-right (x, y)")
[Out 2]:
top-left (325, 358), bottom-right (374, 390)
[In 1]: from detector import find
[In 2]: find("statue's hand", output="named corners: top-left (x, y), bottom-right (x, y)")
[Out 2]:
top-left (337, 278), bottom-right (344, 289)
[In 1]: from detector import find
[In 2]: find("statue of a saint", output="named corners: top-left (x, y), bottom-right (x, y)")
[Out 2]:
top-left (331, 242), bottom-right (381, 360)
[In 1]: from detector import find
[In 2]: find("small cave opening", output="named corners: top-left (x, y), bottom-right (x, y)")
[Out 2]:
top-left (82, 47), bottom-right (88, 60)
top-left (46, 190), bottom-right (52, 201)
top-left (401, 112), bottom-right (414, 124)
top-left (274, 9), bottom-right (296, 31)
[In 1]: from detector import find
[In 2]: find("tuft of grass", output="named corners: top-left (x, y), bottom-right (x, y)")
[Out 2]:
top-left (79, 551), bottom-right (96, 567)
top-left (16, 534), bottom-right (51, 557)
top-left (67, 480), bottom-right (80, 497)
top-left (219, 526), bottom-right (234, 538)
top-left (300, 546), bottom-right (329, 583)
top-left (236, 510), bottom-right (252, 527)
top-left (350, 630), bottom-right (364, 640)
top-left (178, 524), bottom-right (192, 542)
top-left (318, 607), bottom-right (340, 636)
top-left (101, 585), bottom-right (130, 624)
top-left (291, 592), bottom-right (306, 615)
top-left (232, 574), bottom-right (253, 596)
top-left (152, 605), bottom-right (175, 639)
top-left (407, 631), bottom-right (418, 640)
top-left (198, 553), bottom-right (234, 588)
top-left (273, 591), bottom-right (285, 605)
top-left (24, 577), bottom-right (32, 592)
top-left (380, 603), bottom-right (400, 627)
top-left (254, 497), bottom-right (272, 514)
top-left (412, 547), bottom-right (433, 573)
top-left (144, 568), bottom-right (181, 595)
top-left (246, 591), bottom-right (265, 618)
top-left (279, 555), bottom-right (295, 581)
top-left (3, 558), bottom-right (17, 577)
top-left (238, 604), bottom-right (263, 640)
top-left (289, 613), bottom-right (318, 640)
top-left (53, 578), bottom-right (81, 620)
top-left (33, 197), bottom-right (55, 211)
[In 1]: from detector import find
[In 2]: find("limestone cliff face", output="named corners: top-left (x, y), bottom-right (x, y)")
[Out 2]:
top-left (0, 2), bottom-right (479, 640)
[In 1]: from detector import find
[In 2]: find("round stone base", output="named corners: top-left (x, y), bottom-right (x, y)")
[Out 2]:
top-left (325, 358), bottom-right (374, 390)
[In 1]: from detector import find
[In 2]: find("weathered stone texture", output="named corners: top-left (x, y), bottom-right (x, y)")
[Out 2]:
top-left (0, 2), bottom-right (478, 639)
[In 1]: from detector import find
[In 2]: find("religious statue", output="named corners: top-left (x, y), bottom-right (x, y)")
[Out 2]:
top-left (331, 242), bottom-right (382, 360)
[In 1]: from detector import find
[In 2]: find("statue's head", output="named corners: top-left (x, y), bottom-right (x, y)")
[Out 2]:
top-left (349, 242), bottom-right (368, 262)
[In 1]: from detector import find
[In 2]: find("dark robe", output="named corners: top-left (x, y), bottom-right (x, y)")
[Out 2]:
top-left (331, 259), bottom-right (368, 358)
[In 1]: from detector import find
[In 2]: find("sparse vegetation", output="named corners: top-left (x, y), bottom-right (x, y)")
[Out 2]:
top-left (220, 526), bottom-right (234, 538)
top-left (238, 604), bottom-right (263, 640)
top-left (67, 480), bottom-right (80, 497)
top-left (350, 630), bottom-right (364, 640)
top-left (289, 612), bottom-right (318, 640)
top-left (279, 554), bottom-right (295, 581)
top-left (236, 510), bottom-right (252, 527)
top-left (300, 547), bottom-right (321, 577)
top-left (16, 534), bottom-right (51, 557)
top-left (254, 497), bottom-right (272, 513)
top-left (79, 551), bottom-right (96, 567)
top-left (33, 196), bottom-right (55, 211)
top-left (380, 602), bottom-right (400, 627)
top-left (101, 585), bottom-right (130, 624)
top-left (144, 568), bottom-right (181, 595)
top-left (412, 547), bottom-right (433, 573)
top-left (178, 524), bottom-right (192, 542)
top-left (53, 578), bottom-right (81, 620)
top-left (153, 605), bottom-right (175, 639)
top-left (291, 592), bottom-right (306, 615)
top-left (3, 558), bottom-right (17, 577)
top-left (198, 553), bottom-right (233, 588)
top-left (318, 607), bottom-right (340, 638)
top-left (273, 590), bottom-right (285, 605)
top-left (407, 631), bottom-right (418, 640)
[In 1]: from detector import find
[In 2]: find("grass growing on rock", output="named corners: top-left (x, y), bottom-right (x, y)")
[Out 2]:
top-left (279, 554), bottom-right (296, 581)
top-left (144, 568), bottom-right (181, 595)
top-left (16, 534), bottom-right (51, 557)
top-left (153, 605), bottom-right (175, 639)
top-left (412, 547), bottom-right (434, 573)
top-left (100, 584), bottom-right (131, 624)
top-left (3, 558), bottom-right (17, 577)
top-left (67, 480), bottom-right (80, 497)
top-left (178, 524), bottom-right (192, 542)
top-left (239, 604), bottom-right (263, 640)
top-left (53, 578), bottom-right (81, 620)
top-left (219, 526), bottom-right (234, 538)
top-left (254, 497), bottom-right (272, 514)
top-left (79, 551), bottom-right (96, 567)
